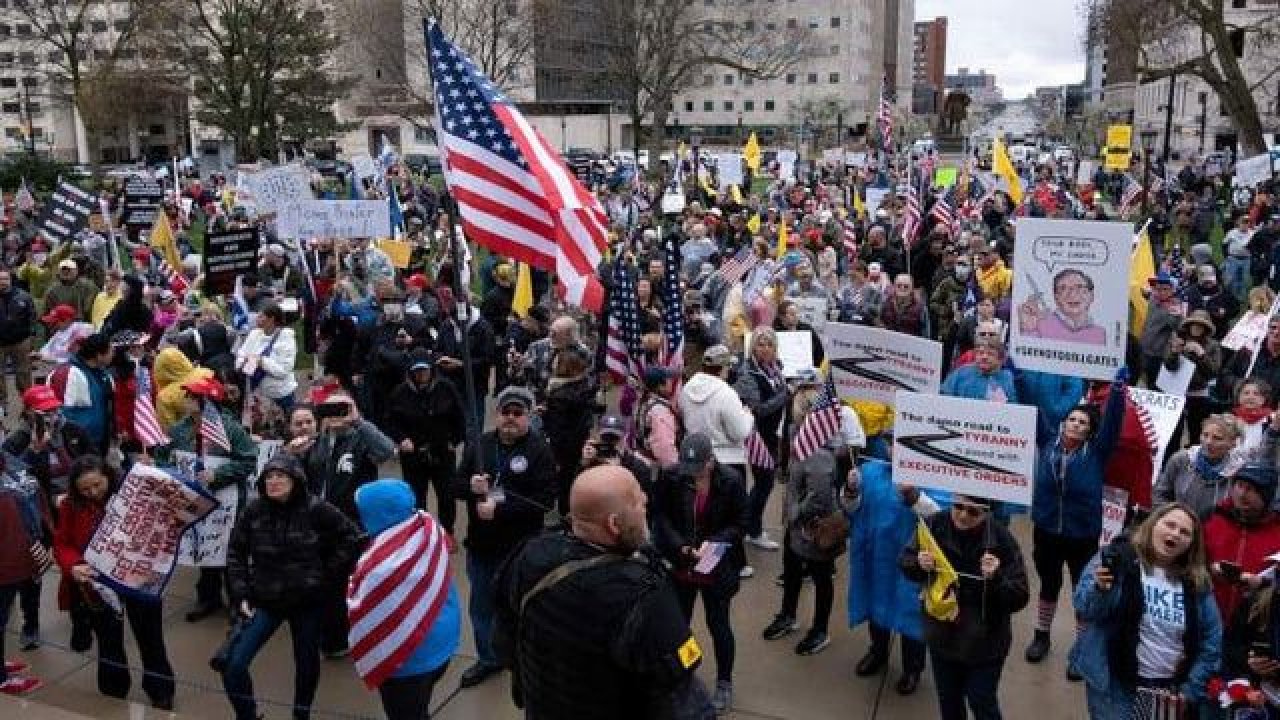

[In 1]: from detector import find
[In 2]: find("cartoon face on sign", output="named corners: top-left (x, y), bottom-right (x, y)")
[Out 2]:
top-left (1017, 235), bottom-right (1110, 347)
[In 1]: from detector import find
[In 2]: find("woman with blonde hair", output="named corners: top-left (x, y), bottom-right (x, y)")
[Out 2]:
top-left (1070, 502), bottom-right (1222, 718)
top-left (1155, 413), bottom-right (1246, 519)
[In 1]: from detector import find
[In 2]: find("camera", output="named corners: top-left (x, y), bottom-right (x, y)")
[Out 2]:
top-left (590, 439), bottom-right (619, 460)
top-left (316, 401), bottom-right (351, 420)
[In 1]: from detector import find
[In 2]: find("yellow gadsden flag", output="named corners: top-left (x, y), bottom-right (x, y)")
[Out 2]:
top-left (853, 189), bottom-right (866, 221)
top-left (512, 262), bottom-right (533, 318)
top-left (992, 138), bottom-right (1024, 206)
top-left (1129, 220), bottom-right (1156, 338)
top-left (746, 213), bottom-right (761, 235)
top-left (916, 519), bottom-right (960, 622)
top-left (743, 132), bottom-right (762, 173)
top-left (775, 217), bottom-right (789, 259)
top-left (149, 211), bottom-right (182, 271)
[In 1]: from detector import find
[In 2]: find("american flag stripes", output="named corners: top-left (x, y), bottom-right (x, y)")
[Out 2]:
top-left (348, 510), bottom-right (452, 690)
top-left (791, 376), bottom-right (842, 464)
top-left (660, 232), bottom-right (684, 372)
top-left (841, 217), bottom-right (859, 262)
top-left (877, 75), bottom-right (894, 153)
top-left (931, 194), bottom-right (955, 233)
top-left (1119, 174), bottom-right (1142, 214)
top-left (14, 178), bottom-right (34, 213)
top-left (717, 246), bottom-right (760, 286)
top-left (902, 183), bottom-right (922, 249)
top-left (426, 22), bottom-right (607, 311)
top-left (605, 257), bottom-right (642, 382)
top-left (199, 400), bottom-right (231, 453)
top-left (746, 431), bottom-right (775, 470)
top-left (133, 366), bottom-right (169, 448)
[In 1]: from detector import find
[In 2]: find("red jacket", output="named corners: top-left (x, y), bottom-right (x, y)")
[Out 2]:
top-left (1203, 499), bottom-right (1280, 623)
top-left (0, 493), bottom-right (37, 585)
top-left (53, 495), bottom-right (104, 611)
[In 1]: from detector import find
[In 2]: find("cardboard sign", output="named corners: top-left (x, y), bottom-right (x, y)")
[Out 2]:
top-left (825, 322), bottom-right (943, 405)
top-left (243, 164), bottom-right (313, 214)
top-left (276, 200), bottom-right (391, 239)
top-left (1076, 160), bottom-right (1097, 187)
top-left (776, 330), bottom-right (814, 377)
top-left (893, 391), bottom-right (1038, 506)
top-left (1009, 218), bottom-right (1132, 381)
top-left (120, 176), bottom-right (164, 228)
top-left (1099, 486), bottom-right (1129, 546)
top-left (84, 464), bottom-right (217, 599)
top-left (1127, 387), bottom-right (1186, 491)
top-left (203, 227), bottom-right (261, 296)
top-left (1155, 355), bottom-right (1194, 396)
top-left (777, 150), bottom-right (797, 179)
top-left (792, 296), bottom-right (829, 333)
top-left (37, 181), bottom-right (97, 246)
top-left (174, 454), bottom-right (237, 568)
top-left (1236, 153), bottom-right (1273, 188)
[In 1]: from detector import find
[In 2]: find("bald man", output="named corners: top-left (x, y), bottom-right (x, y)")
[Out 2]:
top-left (493, 466), bottom-right (714, 720)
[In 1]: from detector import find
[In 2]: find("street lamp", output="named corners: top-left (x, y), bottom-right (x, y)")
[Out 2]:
top-left (1141, 133), bottom-right (1156, 216)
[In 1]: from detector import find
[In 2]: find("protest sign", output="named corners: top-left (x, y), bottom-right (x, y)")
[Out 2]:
top-left (1099, 486), bottom-right (1129, 546)
top-left (776, 330), bottom-right (814, 377)
top-left (175, 453), bottom-right (237, 568)
top-left (276, 200), bottom-right (391, 239)
top-left (1076, 160), bottom-right (1096, 187)
top-left (203, 227), bottom-right (261, 296)
top-left (120, 176), bottom-right (164, 228)
top-left (866, 188), bottom-right (889, 217)
top-left (792, 296), bottom-right (828, 333)
top-left (717, 153), bottom-right (744, 190)
top-left (1236, 153), bottom-right (1273, 188)
top-left (1127, 387), bottom-right (1186, 490)
top-left (893, 391), bottom-right (1038, 506)
top-left (844, 152), bottom-right (867, 168)
top-left (777, 150), bottom-right (797, 180)
top-left (1009, 218), bottom-right (1131, 381)
top-left (822, 148), bottom-right (844, 165)
top-left (934, 167), bottom-right (958, 188)
top-left (242, 164), bottom-right (313, 215)
top-left (37, 181), bottom-right (97, 246)
top-left (84, 464), bottom-right (217, 599)
top-left (1104, 124), bottom-right (1132, 171)
top-left (825, 322), bottom-right (943, 405)
top-left (1222, 310), bottom-right (1272, 352)
top-left (1155, 356), bottom-right (1194, 396)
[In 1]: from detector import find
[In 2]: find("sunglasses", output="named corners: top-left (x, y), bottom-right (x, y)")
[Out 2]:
top-left (500, 406), bottom-right (528, 417)
top-left (953, 502), bottom-right (989, 518)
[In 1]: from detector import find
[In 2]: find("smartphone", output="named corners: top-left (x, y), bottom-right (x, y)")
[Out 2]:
top-left (316, 401), bottom-right (350, 420)
top-left (1220, 561), bottom-right (1242, 582)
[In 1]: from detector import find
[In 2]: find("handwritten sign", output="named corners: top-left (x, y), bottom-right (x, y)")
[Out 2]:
top-left (825, 323), bottom-right (943, 405)
top-left (792, 296), bottom-right (829, 333)
top-left (242, 165), bottom-right (313, 214)
top-left (174, 453), bottom-right (237, 568)
top-left (276, 200), bottom-right (391, 239)
top-left (1099, 486), bottom-right (1129, 546)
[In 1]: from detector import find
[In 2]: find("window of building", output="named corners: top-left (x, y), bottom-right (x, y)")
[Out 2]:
top-left (703, 100), bottom-right (713, 111)
top-left (26, 103), bottom-right (39, 115)
top-left (786, 18), bottom-right (797, 28)
top-left (831, 16), bottom-right (841, 28)
top-left (703, 74), bottom-right (713, 86)
top-left (723, 74), bottom-right (733, 85)
top-left (2, 103), bottom-right (19, 114)
top-left (149, 124), bottom-right (164, 136)
top-left (808, 16), bottom-right (819, 29)
top-left (1232, 0), bottom-right (1247, 8)
top-left (764, 100), bottom-right (775, 112)
top-left (29, 127), bottom-right (41, 139)
top-left (0, 79), bottom-right (12, 88)
top-left (830, 44), bottom-right (840, 55)
top-left (765, 21), bottom-right (776, 31)
top-left (0, 25), bottom-right (9, 38)
top-left (14, 24), bottom-right (28, 36)
top-left (744, 76), bottom-right (754, 87)
top-left (786, 73), bottom-right (796, 84)
top-left (414, 125), bottom-right (433, 143)
top-left (90, 20), bottom-right (107, 33)
top-left (17, 53), bottom-right (33, 66)
top-left (744, 20), bottom-right (754, 31)
top-left (3, 128), bottom-right (19, 140)
top-left (684, 101), bottom-right (694, 112)
top-left (744, 100), bottom-right (755, 112)
top-left (21, 76), bottom-right (36, 87)
top-left (724, 101), bottom-right (734, 111)
top-left (1230, 29), bottom-right (1245, 58)
top-left (0, 53), bottom-right (13, 65)
top-left (829, 73), bottom-right (840, 83)
top-left (807, 72), bottom-right (817, 84)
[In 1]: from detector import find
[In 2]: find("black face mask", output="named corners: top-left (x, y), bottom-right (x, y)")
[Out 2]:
top-left (1199, 281), bottom-right (1217, 292)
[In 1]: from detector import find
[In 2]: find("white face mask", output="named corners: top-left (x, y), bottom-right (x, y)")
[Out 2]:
top-left (955, 265), bottom-right (972, 280)
top-left (31, 253), bottom-right (46, 266)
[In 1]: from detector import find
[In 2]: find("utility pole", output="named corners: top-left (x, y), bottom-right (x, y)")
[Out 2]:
top-left (1161, 73), bottom-right (1176, 163)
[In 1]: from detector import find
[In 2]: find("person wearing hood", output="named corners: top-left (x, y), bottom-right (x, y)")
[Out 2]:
top-left (153, 346), bottom-right (212, 429)
top-left (99, 274), bottom-right (152, 338)
top-left (221, 455), bottom-right (361, 720)
top-left (680, 344), bottom-right (755, 470)
top-left (1164, 310), bottom-right (1223, 447)
top-left (384, 351), bottom-right (466, 539)
top-left (434, 302), bottom-right (494, 425)
top-left (351, 479), bottom-right (460, 719)
top-left (0, 266), bottom-right (35, 408)
top-left (1204, 461), bottom-right (1280, 624)
top-left (541, 347), bottom-right (597, 514)
top-left (59, 332), bottom-right (114, 453)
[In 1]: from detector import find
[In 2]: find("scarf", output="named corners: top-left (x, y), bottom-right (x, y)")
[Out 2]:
top-left (1191, 446), bottom-right (1229, 487)
top-left (1235, 405), bottom-right (1271, 425)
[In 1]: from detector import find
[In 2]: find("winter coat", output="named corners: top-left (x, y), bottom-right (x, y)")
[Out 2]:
top-left (383, 376), bottom-right (466, 457)
top-left (940, 364), bottom-right (1019, 404)
top-left (900, 510), bottom-right (1030, 664)
top-left (52, 483), bottom-right (108, 611)
top-left (879, 294), bottom-right (929, 338)
top-left (455, 428), bottom-right (557, 559)
top-left (784, 445), bottom-right (843, 562)
top-left (928, 275), bottom-right (967, 342)
top-left (1139, 298), bottom-right (1184, 358)
top-left (1203, 499), bottom-right (1280, 624)
top-left (60, 356), bottom-right (112, 452)
top-left (1156, 443), bottom-right (1260, 521)
top-left (679, 371), bottom-right (754, 466)
top-left (235, 326), bottom-right (298, 401)
top-left (153, 348), bottom-right (213, 430)
top-left (652, 462), bottom-right (748, 594)
top-left (0, 286), bottom-right (35, 346)
top-left (732, 356), bottom-right (788, 457)
top-left (155, 406), bottom-right (258, 494)
top-left (303, 420), bottom-right (397, 521)
top-left (226, 459), bottom-right (362, 613)
top-left (1016, 369), bottom-right (1085, 441)
top-left (542, 374), bottom-right (596, 470)
top-left (1163, 333), bottom-right (1221, 395)
top-left (43, 278), bottom-right (98, 321)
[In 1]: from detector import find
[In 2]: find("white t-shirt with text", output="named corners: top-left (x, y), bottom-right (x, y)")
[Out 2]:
top-left (1136, 565), bottom-right (1185, 680)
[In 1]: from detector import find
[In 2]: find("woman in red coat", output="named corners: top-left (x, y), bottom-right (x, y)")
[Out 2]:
top-left (54, 456), bottom-right (175, 710)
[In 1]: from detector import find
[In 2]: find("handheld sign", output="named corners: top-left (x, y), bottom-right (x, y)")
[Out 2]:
top-left (203, 227), bottom-right (262, 296)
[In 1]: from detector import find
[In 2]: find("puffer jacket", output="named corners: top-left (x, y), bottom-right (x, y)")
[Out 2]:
top-left (226, 457), bottom-right (362, 613)
top-left (679, 371), bottom-right (754, 466)
top-left (653, 462), bottom-right (748, 593)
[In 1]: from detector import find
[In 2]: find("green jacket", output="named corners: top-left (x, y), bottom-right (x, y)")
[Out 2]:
top-left (43, 278), bottom-right (98, 322)
top-left (155, 408), bottom-right (258, 493)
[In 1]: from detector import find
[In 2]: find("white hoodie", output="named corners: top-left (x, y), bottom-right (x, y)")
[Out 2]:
top-left (679, 371), bottom-right (754, 465)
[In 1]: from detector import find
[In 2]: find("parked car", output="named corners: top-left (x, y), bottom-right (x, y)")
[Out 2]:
top-left (403, 152), bottom-right (443, 176)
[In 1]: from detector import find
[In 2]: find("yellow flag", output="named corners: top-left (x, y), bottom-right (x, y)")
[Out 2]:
top-left (992, 138), bottom-right (1024, 206)
top-left (1129, 220), bottom-right (1156, 338)
top-left (746, 213), bottom-right (761, 235)
top-left (853, 190), bottom-right (866, 220)
top-left (730, 184), bottom-right (744, 205)
top-left (743, 132), bottom-right (761, 173)
top-left (149, 212), bottom-right (182, 271)
top-left (916, 519), bottom-right (960, 622)
top-left (512, 261), bottom-right (533, 317)
top-left (775, 217), bottom-right (789, 259)
top-left (379, 238), bottom-right (412, 269)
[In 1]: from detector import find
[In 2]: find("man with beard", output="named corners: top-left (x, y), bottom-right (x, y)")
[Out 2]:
top-left (493, 465), bottom-right (714, 720)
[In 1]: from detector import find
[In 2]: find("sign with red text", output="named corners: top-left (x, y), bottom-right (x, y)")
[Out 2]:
top-left (826, 323), bottom-right (943, 405)
top-left (1099, 486), bottom-right (1129, 546)
top-left (892, 391), bottom-right (1037, 506)
top-left (84, 464), bottom-right (217, 599)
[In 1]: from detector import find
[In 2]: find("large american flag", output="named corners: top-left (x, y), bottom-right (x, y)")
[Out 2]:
top-left (659, 232), bottom-right (684, 371)
top-left (426, 22), bottom-right (607, 311)
top-left (199, 401), bottom-right (231, 453)
top-left (902, 183), bottom-right (922, 249)
top-left (133, 366), bottom-right (169, 448)
top-left (717, 246), bottom-right (760, 286)
top-left (605, 256), bottom-right (642, 382)
top-left (841, 217), bottom-right (859, 263)
top-left (791, 376), bottom-right (842, 464)
top-left (931, 191), bottom-right (960, 236)
top-left (877, 75), bottom-right (894, 153)
top-left (348, 510), bottom-right (452, 689)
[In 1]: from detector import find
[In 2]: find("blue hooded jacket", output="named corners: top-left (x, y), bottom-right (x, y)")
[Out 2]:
top-left (354, 478), bottom-right (460, 678)
top-left (845, 459), bottom-right (926, 640)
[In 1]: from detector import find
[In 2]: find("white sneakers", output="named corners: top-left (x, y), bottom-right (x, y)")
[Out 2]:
top-left (746, 532), bottom-right (780, 550)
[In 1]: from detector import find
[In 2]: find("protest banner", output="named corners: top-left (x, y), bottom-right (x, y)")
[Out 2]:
top-left (1009, 218), bottom-right (1131, 381)
top-left (242, 164), bottom-right (313, 215)
top-left (203, 227), bottom-right (261, 296)
top-left (37, 181), bottom-right (97, 246)
top-left (120, 176), bottom-right (164, 228)
top-left (844, 152), bottom-right (867, 168)
top-left (893, 391), bottom-right (1038, 506)
top-left (1099, 486), bottom-right (1128, 546)
top-left (174, 453), bottom-right (237, 568)
top-left (825, 322), bottom-right (943, 405)
top-left (866, 188), bottom-right (889, 217)
top-left (276, 199), bottom-right (391, 239)
top-left (1236, 153), bottom-right (1273, 188)
top-left (717, 153), bottom-right (744, 190)
top-left (84, 464), bottom-right (217, 599)
top-left (1155, 356), bottom-right (1194, 396)
top-left (1127, 387), bottom-right (1186, 490)
top-left (792, 296), bottom-right (829, 333)
top-left (776, 330), bottom-right (814, 377)
top-left (777, 150), bottom-right (797, 179)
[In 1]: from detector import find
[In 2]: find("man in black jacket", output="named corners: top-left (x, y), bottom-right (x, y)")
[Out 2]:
top-left (457, 384), bottom-right (557, 689)
top-left (0, 268), bottom-right (35, 408)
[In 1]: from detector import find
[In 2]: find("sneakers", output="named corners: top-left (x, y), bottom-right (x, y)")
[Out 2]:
top-left (746, 532), bottom-right (780, 550)
top-left (0, 675), bottom-right (42, 695)
top-left (1024, 629), bottom-right (1050, 663)
top-left (739, 565), bottom-right (755, 579)
top-left (762, 614), bottom-right (798, 641)
top-left (711, 680), bottom-right (732, 715)
top-left (795, 630), bottom-right (830, 656)
top-left (19, 629), bottom-right (38, 651)
top-left (4, 660), bottom-right (28, 674)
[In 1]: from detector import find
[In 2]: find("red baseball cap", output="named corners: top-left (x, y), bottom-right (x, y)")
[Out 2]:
top-left (40, 304), bottom-right (76, 325)
top-left (405, 273), bottom-right (429, 290)
top-left (22, 385), bottom-right (60, 412)
top-left (181, 376), bottom-right (225, 402)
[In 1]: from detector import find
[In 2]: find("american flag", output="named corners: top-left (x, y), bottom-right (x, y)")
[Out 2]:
top-left (902, 183), bottom-right (922, 249)
top-left (133, 366), bottom-right (169, 447)
top-left (791, 376), bottom-right (842, 464)
top-left (746, 431), bottom-right (775, 470)
top-left (659, 231), bottom-right (684, 371)
top-left (199, 400), bottom-right (231, 453)
top-left (717, 246), bottom-right (760, 286)
top-left (877, 75), bottom-right (894, 153)
top-left (1120, 174), bottom-right (1142, 214)
top-left (348, 510), bottom-right (452, 689)
top-left (14, 178), bottom-right (34, 213)
top-left (605, 256), bottom-right (642, 382)
top-left (919, 149), bottom-right (937, 186)
top-left (426, 22), bottom-right (607, 311)
top-left (841, 217), bottom-right (859, 262)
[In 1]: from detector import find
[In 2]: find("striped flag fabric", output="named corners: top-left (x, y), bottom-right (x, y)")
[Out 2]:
top-left (659, 231), bottom-right (684, 372)
top-left (840, 217), bottom-right (858, 262)
top-left (717, 246), bottom-right (760, 286)
top-left (348, 510), bottom-right (452, 690)
top-left (1119, 174), bottom-right (1142, 214)
top-left (426, 22), bottom-right (607, 312)
top-left (877, 75), bottom-right (894, 153)
top-left (746, 431), bottom-right (775, 470)
top-left (15, 177), bottom-right (34, 213)
top-left (605, 256), bottom-right (642, 382)
top-left (199, 401), bottom-right (231, 453)
top-left (133, 367), bottom-right (169, 448)
top-left (791, 376), bottom-right (842, 464)
top-left (930, 194), bottom-right (955, 232)
top-left (902, 184), bottom-right (922, 249)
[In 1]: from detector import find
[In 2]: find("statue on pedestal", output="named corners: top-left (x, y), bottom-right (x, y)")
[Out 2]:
top-left (940, 91), bottom-right (971, 136)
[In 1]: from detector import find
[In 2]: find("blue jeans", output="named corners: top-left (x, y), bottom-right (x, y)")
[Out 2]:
top-left (1225, 255), bottom-right (1251, 301)
top-left (466, 551), bottom-right (501, 668)
top-left (221, 606), bottom-right (322, 720)
top-left (932, 654), bottom-right (1004, 720)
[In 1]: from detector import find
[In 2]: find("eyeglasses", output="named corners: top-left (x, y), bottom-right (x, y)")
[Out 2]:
top-left (953, 502), bottom-right (989, 518)
top-left (500, 406), bottom-right (528, 417)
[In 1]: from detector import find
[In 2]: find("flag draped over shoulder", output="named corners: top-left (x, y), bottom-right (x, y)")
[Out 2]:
top-left (916, 519), bottom-right (960, 622)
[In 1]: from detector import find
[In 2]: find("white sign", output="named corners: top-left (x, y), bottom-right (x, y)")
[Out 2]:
top-left (1128, 387), bottom-right (1187, 491)
top-left (792, 296), bottom-right (829, 333)
top-left (174, 453), bottom-right (237, 568)
top-left (822, 148), bottom-right (845, 164)
top-left (1099, 486), bottom-right (1128, 546)
top-left (1155, 356), bottom-right (1194, 396)
top-left (1077, 160), bottom-right (1096, 187)
top-left (776, 330), bottom-right (814, 377)
top-left (351, 153), bottom-right (378, 180)
top-left (777, 150), bottom-right (797, 180)
top-left (1236, 153), bottom-right (1273, 188)
top-left (1009, 218), bottom-right (1132, 381)
top-left (276, 200), bottom-right (391, 239)
top-left (893, 391), bottom-right (1038, 506)
top-left (1222, 310), bottom-right (1271, 352)
top-left (716, 153), bottom-right (744, 190)
top-left (242, 165), bottom-right (313, 214)
top-left (866, 188), bottom-right (889, 217)
top-left (825, 322), bottom-right (943, 405)
top-left (845, 152), bottom-right (868, 168)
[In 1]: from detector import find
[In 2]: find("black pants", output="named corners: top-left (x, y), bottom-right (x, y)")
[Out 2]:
top-left (674, 581), bottom-right (736, 683)
top-left (1031, 526), bottom-right (1098, 604)
top-left (402, 451), bottom-right (457, 535)
top-left (869, 622), bottom-right (926, 674)
top-left (19, 576), bottom-right (39, 634)
top-left (932, 654), bottom-right (1005, 720)
top-left (745, 464), bottom-right (775, 539)
top-left (319, 583), bottom-right (349, 655)
top-left (779, 533), bottom-right (835, 634)
top-left (87, 596), bottom-right (176, 704)
top-left (378, 663), bottom-right (449, 720)
top-left (196, 567), bottom-right (226, 608)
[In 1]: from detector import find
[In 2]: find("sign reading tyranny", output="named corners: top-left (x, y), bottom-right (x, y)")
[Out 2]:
top-left (203, 228), bottom-right (262, 296)
top-left (825, 323), bottom-right (943, 405)
top-left (37, 181), bottom-right (97, 246)
top-left (275, 200), bottom-right (391, 239)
